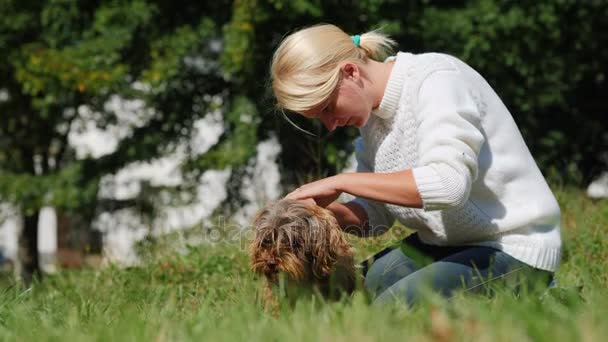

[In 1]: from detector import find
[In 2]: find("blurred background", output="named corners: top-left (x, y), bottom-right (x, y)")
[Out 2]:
top-left (0, 0), bottom-right (606, 282)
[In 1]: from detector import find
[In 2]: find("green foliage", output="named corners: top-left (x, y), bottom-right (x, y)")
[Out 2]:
top-left (0, 165), bottom-right (98, 215)
top-left (11, 1), bottom-right (154, 98)
top-left (0, 0), bottom-right (606, 264)
top-left (412, 0), bottom-right (608, 182)
top-left (143, 19), bottom-right (216, 89)
top-left (220, 0), bottom-right (607, 185)
top-left (0, 1), bottom-right (238, 218)
top-left (0, 0), bottom-right (159, 215)
top-left (195, 96), bottom-right (259, 170)
top-left (221, 0), bottom-right (258, 79)
top-left (2, 0), bottom-right (602, 212)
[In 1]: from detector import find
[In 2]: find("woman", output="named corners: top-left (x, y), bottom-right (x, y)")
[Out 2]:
top-left (272, 24), bottom-right (560, 305)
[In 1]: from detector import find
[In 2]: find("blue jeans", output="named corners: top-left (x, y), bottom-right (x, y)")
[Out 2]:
top-left (362, 233), bottom-right (553, 306)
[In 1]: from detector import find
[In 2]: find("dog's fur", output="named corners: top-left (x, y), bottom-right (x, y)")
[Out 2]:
top-left (249, 199), bottom-right (356, 311)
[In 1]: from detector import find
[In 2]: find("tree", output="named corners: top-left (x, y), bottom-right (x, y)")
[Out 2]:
top-left (2, 0), bottom-right (606, 282)
top-left (223, 0), bottom-right (608, 185)
top-left (0, 0), bottom-right (241, 281)
top-left (411, 0), bottom-right (608, 183)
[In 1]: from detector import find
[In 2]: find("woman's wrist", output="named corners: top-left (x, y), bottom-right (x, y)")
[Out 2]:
top-left (334, 172), bottom-right (354, 194)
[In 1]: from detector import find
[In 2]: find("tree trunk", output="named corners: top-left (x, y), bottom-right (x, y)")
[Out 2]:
top-left (19, 210), bottom-right (40, 284)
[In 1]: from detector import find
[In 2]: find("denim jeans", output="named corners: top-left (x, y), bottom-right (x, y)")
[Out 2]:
top-left (362, 233), bottom-right (553, 306)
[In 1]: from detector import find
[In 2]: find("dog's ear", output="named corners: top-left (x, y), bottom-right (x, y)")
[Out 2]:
top-left (310, 207), bottom-right (353, 278)
top-left (249, 203), bottom-right (274, 269)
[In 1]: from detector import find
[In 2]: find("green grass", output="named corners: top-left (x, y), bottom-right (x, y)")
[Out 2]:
top-left (0, 187), bottom-right (607, 341)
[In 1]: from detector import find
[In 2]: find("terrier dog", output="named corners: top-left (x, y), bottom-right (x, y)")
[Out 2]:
top-left (249, 199), bottom-right (356, 311)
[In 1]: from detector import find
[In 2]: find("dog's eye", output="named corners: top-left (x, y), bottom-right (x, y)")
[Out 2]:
top-left (261, 238), bottom-right (273, 247)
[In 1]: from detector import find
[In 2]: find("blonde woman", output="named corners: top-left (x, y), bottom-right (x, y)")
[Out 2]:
top-left (276, 24), bottom-right (561, 305)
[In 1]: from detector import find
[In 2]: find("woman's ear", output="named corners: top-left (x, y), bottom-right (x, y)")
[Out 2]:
top-left (340, 63), bottom-right (359, 80)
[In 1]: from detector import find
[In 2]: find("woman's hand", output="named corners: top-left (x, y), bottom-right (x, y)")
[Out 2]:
top-left (285, 175), bottom-right (344, 208)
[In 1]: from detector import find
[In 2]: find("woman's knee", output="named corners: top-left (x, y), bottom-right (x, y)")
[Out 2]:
top-left (364, 248), bottom-right (420, 295)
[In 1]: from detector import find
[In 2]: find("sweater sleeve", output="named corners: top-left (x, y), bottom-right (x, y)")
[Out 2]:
top-left (411, 70), bottom-right (485, 211)
top-left (350, 137), bottom-right (395, 236)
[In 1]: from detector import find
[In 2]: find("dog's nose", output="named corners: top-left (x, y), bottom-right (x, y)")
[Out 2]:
top-left (267, 258), bottom-right (278, 270)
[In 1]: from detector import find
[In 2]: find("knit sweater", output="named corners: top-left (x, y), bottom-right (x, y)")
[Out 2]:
top-left (352, 52), bottom-right (562, 272)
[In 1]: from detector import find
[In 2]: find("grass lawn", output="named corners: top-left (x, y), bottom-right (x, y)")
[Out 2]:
top-left (0, 187), bottom-right (606, 341)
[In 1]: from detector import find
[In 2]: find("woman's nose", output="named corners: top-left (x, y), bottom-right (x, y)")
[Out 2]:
top-left (320, 116), bottom-right (337, 131)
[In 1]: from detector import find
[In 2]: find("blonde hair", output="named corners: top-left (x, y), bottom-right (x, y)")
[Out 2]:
top-left (271, 24), bottom-right (396, 114)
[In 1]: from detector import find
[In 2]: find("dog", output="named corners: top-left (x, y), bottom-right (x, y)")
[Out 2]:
top-left (249, 199), bottom-right (357, 311)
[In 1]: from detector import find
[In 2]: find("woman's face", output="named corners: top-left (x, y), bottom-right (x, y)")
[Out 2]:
top-left (303, 64), bottom-right (373, 131)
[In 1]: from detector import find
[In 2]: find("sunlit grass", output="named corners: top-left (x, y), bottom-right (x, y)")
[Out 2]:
top-left (0, 187), bottom-right (606, 341)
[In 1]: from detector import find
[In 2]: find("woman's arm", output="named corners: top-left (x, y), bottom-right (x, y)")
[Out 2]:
top-left (337, 169), bottom-right (423, 208)
top-left (287, 169), bottom-right (423, 209)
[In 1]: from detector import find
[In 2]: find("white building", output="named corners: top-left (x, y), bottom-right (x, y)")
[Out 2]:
top-left (0, 93), bottom-right (282, 268)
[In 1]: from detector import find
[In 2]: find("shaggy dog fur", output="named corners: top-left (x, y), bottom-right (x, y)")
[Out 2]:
top-left (249, 199), bottom-right (356, 311)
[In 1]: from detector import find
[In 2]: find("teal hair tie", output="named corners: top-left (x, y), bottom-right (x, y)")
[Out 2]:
top-left (351, 34), bottom-right (361, 47)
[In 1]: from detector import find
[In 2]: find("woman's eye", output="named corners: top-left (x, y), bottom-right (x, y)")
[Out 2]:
top-left (323, 103), bottom-right (333, 114)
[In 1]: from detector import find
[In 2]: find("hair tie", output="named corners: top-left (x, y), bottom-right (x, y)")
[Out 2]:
top-left (351, 34), bottom-right (361, 48)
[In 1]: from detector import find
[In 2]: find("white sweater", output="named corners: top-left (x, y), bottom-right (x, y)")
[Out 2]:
top-left (352, 52), bottom-right (562, 272)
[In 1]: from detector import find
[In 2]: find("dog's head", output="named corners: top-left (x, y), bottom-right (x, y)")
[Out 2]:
top-left (249, 199), bottom-right (354, 285)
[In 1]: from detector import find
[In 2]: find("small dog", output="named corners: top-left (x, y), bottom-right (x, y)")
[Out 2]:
top-left (249, 199), bottom-right (356, 311)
